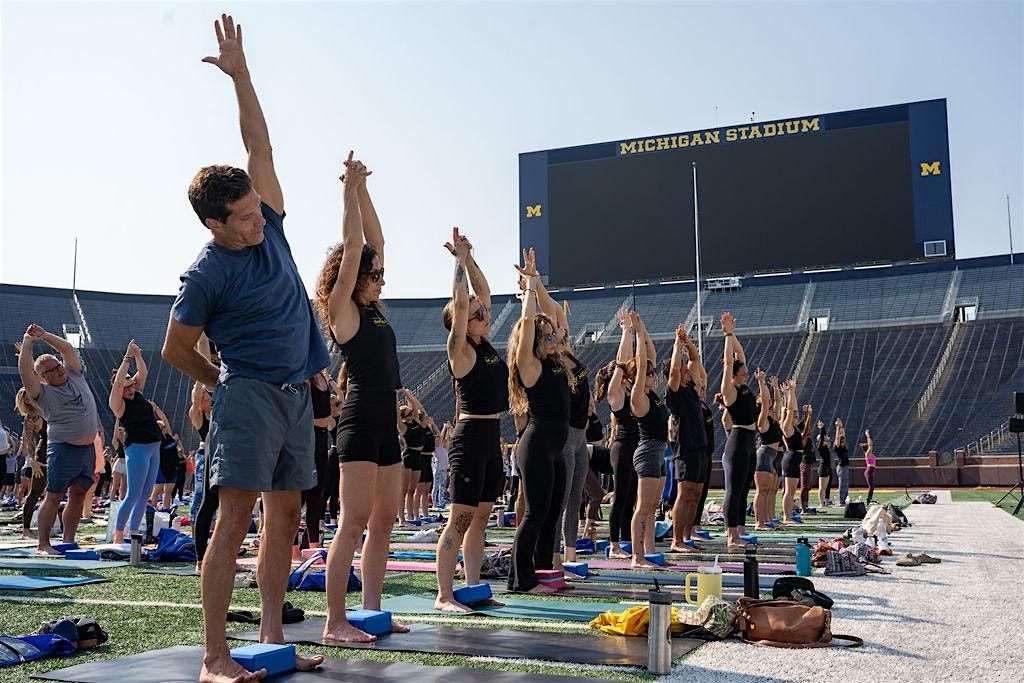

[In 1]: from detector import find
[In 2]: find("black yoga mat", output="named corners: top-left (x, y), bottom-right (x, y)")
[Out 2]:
top-left (231, 620), bottom-right (704, 667)
top-left (33, 646), bottom-right (608, 682)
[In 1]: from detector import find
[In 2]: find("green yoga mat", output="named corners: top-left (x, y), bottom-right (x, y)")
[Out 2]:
top-left (0, 558), bottom-right (129, 570)
top-left (378, 594), bottom-right (643, 622)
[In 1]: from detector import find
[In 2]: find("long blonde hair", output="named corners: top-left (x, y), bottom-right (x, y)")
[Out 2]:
top-left (15, 387), bottom-right (40, 418)
top-left (507, 313), bottom-right (575, 416)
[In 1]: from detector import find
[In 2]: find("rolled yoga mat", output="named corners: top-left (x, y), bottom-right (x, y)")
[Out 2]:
top-left (229, 621), bottom-right (706, 668)
top-left (31, 645), bottom-right (610, 683)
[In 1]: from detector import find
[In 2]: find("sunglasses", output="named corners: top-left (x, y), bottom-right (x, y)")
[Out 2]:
top-left (469, 306), bottom-right (487, 322)
top-left (368, 267), bottom-right (385, 283)
top-left (40, 364), bottom-right (63, 375)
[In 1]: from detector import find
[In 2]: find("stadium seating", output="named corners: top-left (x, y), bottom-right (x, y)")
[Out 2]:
top-left (2, 256), bottom-right (1021, 456)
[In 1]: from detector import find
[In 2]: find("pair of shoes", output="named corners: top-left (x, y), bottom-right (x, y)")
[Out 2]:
top-left (912, 552), bottom-right (941, 564)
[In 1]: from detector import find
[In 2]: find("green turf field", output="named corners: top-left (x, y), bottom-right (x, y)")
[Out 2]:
top-left (950, 488), bottom-right (1024, 520)
top-left (0, 489), bottom-right (916, 682)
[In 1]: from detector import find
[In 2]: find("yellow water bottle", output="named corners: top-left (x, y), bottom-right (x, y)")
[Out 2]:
top-left (685, 556), bottom-right (723, 605)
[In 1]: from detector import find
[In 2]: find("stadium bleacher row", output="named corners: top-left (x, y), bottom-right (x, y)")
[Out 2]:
top-left (2, 256), bottom-right (1021, 456)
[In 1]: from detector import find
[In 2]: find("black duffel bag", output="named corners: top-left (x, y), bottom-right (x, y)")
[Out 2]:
top-left (844, 501), bottom-right (867, 519)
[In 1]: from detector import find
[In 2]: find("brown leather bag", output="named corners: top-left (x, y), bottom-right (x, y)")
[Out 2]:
top-left (736, 598), bottom-right (863, 648)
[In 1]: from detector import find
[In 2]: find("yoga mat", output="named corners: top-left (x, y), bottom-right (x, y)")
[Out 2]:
top-left (0, 558), bottom-right (129, 570)
top-left (139, 567), bottom-right (200, 577)
top-left (588, 571), bottom-right (777, 590)
top-left (32, 646), bottom-right (608, 683)
top-left (0, 548), bottom-right (44, 557)
top-left (390, 542), bottom-right (511, 551)
top-left (231, 621), bottom-right (704, 667)
top-left (0, 575), bottom-right (109, 590)
top-left (487, 582), bottom-right (711, 602)
top-left (379, 594), bottom-right (644, 622)
top-left (354, 559), bottom-right (437, 572)
top-left (587, 558), bottom-right (795, 574)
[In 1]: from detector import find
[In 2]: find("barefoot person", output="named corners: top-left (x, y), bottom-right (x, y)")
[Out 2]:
top-left (506, 249), bottom-right (572, 594)
top-left (17, 325), bottom-right (100, 555)
top-left (435, 227), bottom-right (508, 612)
top-left (161, 15), bottom-right (328, 681)
top-left (315, 151), bottom-right (409, 643)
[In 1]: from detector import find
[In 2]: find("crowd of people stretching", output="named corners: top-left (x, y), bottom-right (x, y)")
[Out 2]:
top-left (2, 13), bottom-right (881, 683)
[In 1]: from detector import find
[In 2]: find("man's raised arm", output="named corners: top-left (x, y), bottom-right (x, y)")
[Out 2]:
top-left (202, 14), bottom-right (283, 215)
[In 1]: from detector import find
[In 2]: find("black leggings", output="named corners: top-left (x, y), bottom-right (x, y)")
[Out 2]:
top-left (722, 427), bottom-right (756, 528)
top-left (22, 471), bottom-right (46, 531)
top-left (303, 427), bottom-right (329, 546)
top-left (193, 463), bottom-right (220, 564)
top-left (508, 419), bottom-right (567, 592)
top-left (323, 446), bottom-right (340, 523)
top-left (609, 438), bottom-right (638, 543)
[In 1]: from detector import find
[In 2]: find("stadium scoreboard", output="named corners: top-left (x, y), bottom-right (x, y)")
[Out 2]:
top-left (520, 99), bottom-right (954, 287)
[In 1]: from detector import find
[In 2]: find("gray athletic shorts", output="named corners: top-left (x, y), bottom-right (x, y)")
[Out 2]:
top-left (46, 442), bottom-right (95, 494)
top-left (208, 376), bottom-right (315, 492)
top-left (633, 439), bottom-right (667, 479)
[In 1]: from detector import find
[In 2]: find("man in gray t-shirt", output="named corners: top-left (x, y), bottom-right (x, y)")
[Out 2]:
top-left (18, 324), bottom-right (100, 555)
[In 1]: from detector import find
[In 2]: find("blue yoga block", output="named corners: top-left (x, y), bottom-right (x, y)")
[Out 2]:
top-left (644, 553), bottom-right (666, 566)
top-left (620, 541), bottom-right (633, 554)
top-left (231, 643), bottom-right (295, 677)
top-left (347, 609), bottom-right (392, 636)
top-left (596, 540), bottom-right (610, 551)
top-left (740, 534), bottom-right (759, 544)
top-left (453, 583), bottom-right (493, 605)
top-left (695, 530), bottom-right (711, 539)
top-left (575, 538), bottom-right (595, 552)
top-left (52, 542), bottom-right (79, 554)
top-left (563, 562), bottom-right (589, 577)
top-left (406, 519), bottom-right (422, 527)
top-left (65, 549), bottom-right (99, 560)
top-left (503, 512), bottom-right (516, 525)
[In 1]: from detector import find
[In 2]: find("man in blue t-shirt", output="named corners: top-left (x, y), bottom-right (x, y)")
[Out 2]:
top-left (160, 14), bottom-right (327, 681)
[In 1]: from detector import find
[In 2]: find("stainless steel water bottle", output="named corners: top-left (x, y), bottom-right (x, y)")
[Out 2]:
top-left (130, 533), bottom-right (143, 567)
top-left (647, 580), bottom-right (673, 674)
top-left (743, 544), bottom-right (759, 598)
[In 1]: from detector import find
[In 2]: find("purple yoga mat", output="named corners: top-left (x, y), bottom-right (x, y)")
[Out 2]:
top-left (353, 559), bottom-right (438, 572)
top-left (586, 558), bottom-right (795, 574)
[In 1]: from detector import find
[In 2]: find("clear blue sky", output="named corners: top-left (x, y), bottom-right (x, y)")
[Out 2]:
top-left (2, 1), bottom-right (1021, 299)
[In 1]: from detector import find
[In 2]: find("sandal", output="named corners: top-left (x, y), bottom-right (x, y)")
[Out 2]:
top-left (895, 553), bottom-right (921, 567)
top-left (912, 553), bottom-right (941, 564)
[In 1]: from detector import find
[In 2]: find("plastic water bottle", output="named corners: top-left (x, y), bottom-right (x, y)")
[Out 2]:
top-left (796, 537), bottom-right (812, 577)
top-left (647, 579), bottom-right (673, 675)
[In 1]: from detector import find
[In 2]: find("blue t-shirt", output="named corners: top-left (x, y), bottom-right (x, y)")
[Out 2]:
top-left (170, 203), bottom-right (330, 385)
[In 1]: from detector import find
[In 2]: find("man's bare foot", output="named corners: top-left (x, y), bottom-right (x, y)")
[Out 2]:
top-left (519, 583), bottom-right (557, 594)
top-left (668, 544), bottom-right (701, 553)
top-left (727, 542), bottom-right (757, 549)
top-left (322, 621), bottom-right (376, 643)
top-left (608, 550), bottom-right (631, 559)
top-left (200, 653), bottom-right (265, 683)
top-left (35, 545), bottom-right (62, 556)
top-left (391, 620), bottom-right (410, 633)
top-left (295, 653), bottom-right (323, 671)
top-left (434, 596), bottom-right (475, 613)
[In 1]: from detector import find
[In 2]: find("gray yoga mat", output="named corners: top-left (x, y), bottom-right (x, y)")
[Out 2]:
top-left (588, 570), bottom-right (778, 590)
top-left (0, 575), bottom-right (109, 590)
top-left (230, 620), bottom-right (704, 667)
top-left (33, 646), bottom-right (609, 682)
top-left (378, 594), bottom-right (642, 621)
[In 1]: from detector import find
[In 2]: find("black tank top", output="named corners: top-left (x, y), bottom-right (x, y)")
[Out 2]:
top-left (523, 357), bottom-right (570, 421)
top-left (338, 304), bottom-right (401, 392)
top-left (311, 381), bottom-right (331, 419)
top-left (701, 401), bottom-right (715, 454)
top-left (637, 390), bottom-right (669, 442)
top-left (403, 423), bottom-right (425, 451)
top-left (836, 444), bottom-right (849, 467)
top-left (586, 414), bottom-right (604, 442)
top-left (453, 338), bottom-right (509, 415)
top-left (759, 416), bottom-right (783, 447)
top-left (120, 391), bottom-right (162, 446)
top-left (668, 381), bottom-right (707, 451)
top-left (726, 383), bottom-right (758, 425)
top-left (198, 414), bottom-right (210, 442)
top-left (612, 393), bottom-right (640, 444)
top-left (786, 425), bottom-right (804, 453)
top-left (422, 429), bottom-right (436, 453)
top-left (568, 360), bottom-right (590, 430)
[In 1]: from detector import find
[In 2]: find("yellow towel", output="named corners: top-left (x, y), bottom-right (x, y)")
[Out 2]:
top-left (588, 605), bottom-right (687, 637)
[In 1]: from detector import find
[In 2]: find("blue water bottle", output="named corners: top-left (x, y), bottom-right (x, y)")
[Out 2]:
top-left (795, 537), bottom-right (812, 577)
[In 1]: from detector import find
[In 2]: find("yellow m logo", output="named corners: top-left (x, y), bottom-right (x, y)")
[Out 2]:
top-left (525, 204), bottom-right (542, 218)
top-left (920, 161), bottom-right (941, 176)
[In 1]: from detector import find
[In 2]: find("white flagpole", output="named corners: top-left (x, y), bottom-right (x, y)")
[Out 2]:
top-left (693, 162), bottom-right (703, 360)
